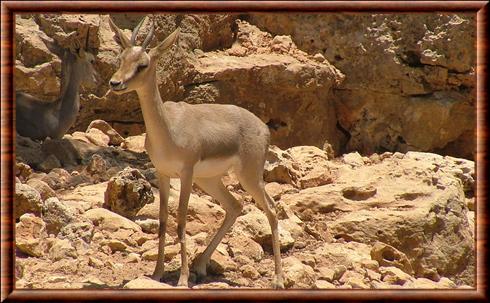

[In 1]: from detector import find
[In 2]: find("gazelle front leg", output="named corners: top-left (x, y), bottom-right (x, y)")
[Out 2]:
top-left (151, 173), bottom-right (170, 281)
top-left (176, 167), bottom-right (194, 287)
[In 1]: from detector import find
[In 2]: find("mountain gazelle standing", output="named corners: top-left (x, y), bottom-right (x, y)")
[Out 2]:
top-left (16, 30), bottom-right (97, 140)
top-left (108, 16), bottom-right (284, 289)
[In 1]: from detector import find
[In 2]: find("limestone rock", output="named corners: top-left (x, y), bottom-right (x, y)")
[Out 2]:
top-left (208, 251), bottom-right (238, 275)
top-left (248, 14), bottom-right (475, 158)
top-left (48, 238), bottom-right (77, 261)
top-left (283, 256), bottom-right (316, 288)
top-left (123, 277), bottom-right (173, 289)
top-left (26, 179), bottom-right (56, 201)
top-left (232, 207), bottom-right (294, 251)
top-left (86, 120), bottom-right (125, 146)
top-left (380, 266), bottom-right (414, 285)
top-left (135, 218), bottom-right (159, 234)
top-left (15, 214), bottom-right (48, 257)
top-left (59, 221), bottom-right (94, 243)
top-left (326, 153), bottom-right (474, 285)
top-left (42, 197), bottom-right (77, 234)
top-left (15, 162), bottom-right (32, 181)
top-left (339, 270), bottom-right (369, 289)
top-left (15, 183), bottom-right (43, 219)
top-left (83, 208), bottom-right (142, 232)
top-left (84, 154), bottom-right (109, 179)
top-left (315, 280), bottom-right (336, 289)
top-left (240, 264), bottom-right (260, 279)
top-left (38, 154), bottom-right (61, 172)
top-left (227, 235), bottom-right (264, 261)
top-left (371, 241), bottom-right (414, 275)
top-left (104, 167), bottom-right (154, 219)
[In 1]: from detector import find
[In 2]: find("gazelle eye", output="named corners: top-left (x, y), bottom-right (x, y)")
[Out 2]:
top-left (137, 64), bottom-right (148, 72)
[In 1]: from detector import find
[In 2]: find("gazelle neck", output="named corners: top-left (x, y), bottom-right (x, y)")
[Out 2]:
top-left (55, 53), bottom-right (82, 138)
top-left (135, 67), bottom-right (172, 143)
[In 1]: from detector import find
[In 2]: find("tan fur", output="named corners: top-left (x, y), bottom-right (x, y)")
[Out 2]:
top-left (108, 16), bottom-right (284, 288)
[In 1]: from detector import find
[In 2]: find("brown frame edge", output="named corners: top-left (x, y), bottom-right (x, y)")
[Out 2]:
top-left (1, 1), bottom-right (488, 302)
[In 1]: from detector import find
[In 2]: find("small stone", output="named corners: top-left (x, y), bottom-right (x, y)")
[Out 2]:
top-left (127, 252), bottom-right (141, 263)
top-left (208, 251), bottom-right (237, 275)
top-left (15, 214), bottom-right (47, 257)
top-left (47, 275), bottom-right (66, 283)
top-left (135, 218), bottom-right (159, 234)
top-left (15, 183), bottom-right (43, 219)
top-left (315, 280), bottom-right (336, 289)
top-left (316, 267), bottom-right (336, 282)
top-left (340, 271), bottom-right (369, 289)
top-left (26, 178), bottom-right (56, 201)
top-left (228, 235), bottom-right (264, 261)
top-left (48, 239), bottom-right (77, 261)
top-left (83, 208), bottom-right (142, 232)
top-left (343, 152), bottom-right (365, 167)
top-left (380, 266), bottom-right (413, 285)
top-left (313, 53), bottom-right (325, 62)
top-left (15, 162), bottom-right (32, 181)
top-left (334, 265), bottom-right (347, 281)
top-left (360, 259), bottom-right (379, 271)
top-left (85, 154), bottom-right (108, 177)
top-left (42, 197), bottom-right (77, 234)
top-left (192, 282), bottom-right (230, 289)
top-left (89, 257), bottom-right (104, 268)
top-left (85, 128), bottom-right (110, 147)
top-left (100, 239), bottom-right (127, 252)
top-left (82, 277), bottom-right (107, 288)
top-left (240, 264), bottom-right (260, 279)
top-left (87, 120), bottom-right (125, 146)
top-left (124, 277), bottom-right (173, 289)
top-left (283, 256), bottom-right (316, 288)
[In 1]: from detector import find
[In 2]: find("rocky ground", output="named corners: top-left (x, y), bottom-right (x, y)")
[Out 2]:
top-left (15, 121), bottom-right (475, 289)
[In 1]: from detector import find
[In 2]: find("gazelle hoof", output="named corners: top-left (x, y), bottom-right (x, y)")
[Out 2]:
top-left (272, 276), bottom-right (285, 289)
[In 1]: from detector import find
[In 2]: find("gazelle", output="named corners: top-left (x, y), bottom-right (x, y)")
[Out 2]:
top-left (108, 16), bottom-right (284, 289)
top-left (16, 30), bottom-right (97, 140)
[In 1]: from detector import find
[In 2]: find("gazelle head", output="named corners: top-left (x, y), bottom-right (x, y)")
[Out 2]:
top-left (41, 30), bottom-right (98, 88)
top-left (108, 16), bottom-right (180, 93)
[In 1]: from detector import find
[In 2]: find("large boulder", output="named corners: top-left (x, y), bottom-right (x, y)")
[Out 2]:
top-left (322, 152), bottom-right (474, 285)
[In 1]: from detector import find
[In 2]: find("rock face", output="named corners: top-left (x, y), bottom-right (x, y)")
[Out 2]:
top-left (16, 13), bottom-right (474, 158)
top-left (247, 13), bottom-right (475, 159)
top-left (182, 21), bottom-right (344, 150)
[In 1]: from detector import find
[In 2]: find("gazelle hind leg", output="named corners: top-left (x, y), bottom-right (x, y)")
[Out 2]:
top-left (237, 170), bottom-right (285, 289)
top-left (191, 176), bottom-right (243, 281)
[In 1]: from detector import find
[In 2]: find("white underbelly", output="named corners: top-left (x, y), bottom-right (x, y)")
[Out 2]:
top-left (193, 156), bottom-right (240, 178)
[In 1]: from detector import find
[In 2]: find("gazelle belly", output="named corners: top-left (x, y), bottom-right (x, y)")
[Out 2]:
top-left (193, 156), bottom-right (240, 178)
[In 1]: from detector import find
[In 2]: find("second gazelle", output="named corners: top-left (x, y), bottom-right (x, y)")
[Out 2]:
top-left (108, 16), bottom-right (284, 289)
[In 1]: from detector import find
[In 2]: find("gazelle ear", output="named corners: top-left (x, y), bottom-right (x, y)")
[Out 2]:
top-left (148, 28), bottom-right (180, 59)
top-left (40, 35), bottom-right (64, 58)
top-left (108, 16), bottom-right (131, 48)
